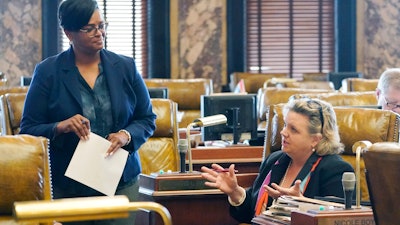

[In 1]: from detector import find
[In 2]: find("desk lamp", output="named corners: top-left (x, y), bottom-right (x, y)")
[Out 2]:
top-left (13, 195), bottom-right (172, 225)
top-left (352, 140), bottom-right (372, 209)
top-left (186, 114), bottom-right (227, 173)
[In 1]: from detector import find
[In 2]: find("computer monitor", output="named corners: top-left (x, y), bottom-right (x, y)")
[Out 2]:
top-left (147, 87), bottom-right (168, 99)
top-left (200, 94), bottom-right (258, 144)
top-left (20, 76), bottom-right (32, 86)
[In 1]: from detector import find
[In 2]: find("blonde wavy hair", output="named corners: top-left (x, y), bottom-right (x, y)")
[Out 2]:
top-left (283, 98), bottom-right (344, 155)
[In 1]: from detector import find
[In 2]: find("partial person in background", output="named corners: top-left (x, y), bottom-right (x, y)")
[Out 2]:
top-left (20, 0), bottom-right (156, 224)
top-left (201, 98), bottom-right (354, 223)
top-left (376, 68), bottom-right (400, 113)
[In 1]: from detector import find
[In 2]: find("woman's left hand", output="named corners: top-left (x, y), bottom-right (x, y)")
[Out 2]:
top-left (105, 131), bottom-right (130, 157)
top-left (265, 180), bottom-right (303, 199)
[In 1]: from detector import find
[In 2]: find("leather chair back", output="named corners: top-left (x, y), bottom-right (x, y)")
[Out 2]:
top-left (282, 81), bottom-right (335, 90)
top-left (290, 91), bottom-right (378, 107)
top-left (0, 87), bottom-right (29, 135)
top-left (138, 98), bottom-right (179, 175)
top-left (341, 78), bottom-right (379, 92)
top-left (0, 86), bottom-right (29, 96)
top-left (0, 135), bottom-right (52, 224)
top-left (302, 72), bottom-right (328, 81)
top-left (265, 104), bottom-right (400, 201)
top-left (257, 87), bottom-right (331, 129)
top-left (0, 93), bottom-right (26, 135)
top-left (145, 78), bottom-right (213, 128)
top-left (363, 142), bottom-right (400, 225)
top-left (229, 72), bottom-right (287, 93)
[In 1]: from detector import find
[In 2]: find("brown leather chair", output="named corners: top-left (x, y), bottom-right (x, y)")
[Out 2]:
top-left (0, 93), bottom-right (26, 135)
top-left (0, 135), bottom-right (52, 225)
top-left (363, 142), bottom-right (400, 225)
top-left (257, 87), bottom-right (332, 129)
top-left (302, 72), bottom-right (328, 81)
top-left (290, 91), bottom-right (378, 107)
top-left (283, 81), bottom-right (335, 90)
top-left (264, 105), bottom-right (400, 201)
top-left (0, 87), bottom-right (29, 135)
top-left (341, 78), bottom-right (379, 92)
top-left (229, 72), bottom-right (288, 93)
top-left (138, 98), bottom-right (179, 175)
top-left (3, 136), bottom-right (171, 225)
top-left (263, 78), bottom-right (335, 91)
top-left (0, 86), bottom-right (29, 96)
top-left (144, 78), bottom-right (213, 128)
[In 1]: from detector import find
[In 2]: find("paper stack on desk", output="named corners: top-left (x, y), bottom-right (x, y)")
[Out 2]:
top-left (262, 195), bottom-right (345, 223)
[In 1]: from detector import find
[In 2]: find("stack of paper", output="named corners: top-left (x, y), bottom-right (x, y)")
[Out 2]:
top-left (263, 195), bottom-right (345, 222)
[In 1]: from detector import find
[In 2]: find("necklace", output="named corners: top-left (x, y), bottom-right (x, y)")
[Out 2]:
top-left (280, 160), bottom-right (292, 186)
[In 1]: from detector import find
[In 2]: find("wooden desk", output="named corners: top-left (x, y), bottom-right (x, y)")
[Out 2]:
top-left (137, 172), bottom-right (258, 225)
top-left (137, 145), bottom-right (263, 225)
top-left (189, 146), bottom-right (264, 173)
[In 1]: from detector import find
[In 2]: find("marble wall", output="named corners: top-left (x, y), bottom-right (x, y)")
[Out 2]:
top-left (0, 0), bottom-right (41, 87)
top-left (170, 0), bottom-right (226, 92)
top-left (357, 0), bottom-right (400, 78)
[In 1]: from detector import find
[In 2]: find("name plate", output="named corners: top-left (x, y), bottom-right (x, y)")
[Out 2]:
top-left (291, 208), bottom-right (375, 225)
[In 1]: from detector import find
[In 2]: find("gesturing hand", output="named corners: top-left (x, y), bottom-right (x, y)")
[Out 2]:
top-left (265, 180), bottom-right (303, 199)
top-left (201, 163), bottom-right (239, 194)
top-left (201, 163), bottom-right (246, 204)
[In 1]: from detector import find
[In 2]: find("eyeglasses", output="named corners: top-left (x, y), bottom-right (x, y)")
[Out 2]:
top-left (307, 100), bottom-right (325, 133)
top-left (79, 22), bottom-right (108, 37)
top-left (383, 96), bottom-right (400, 110)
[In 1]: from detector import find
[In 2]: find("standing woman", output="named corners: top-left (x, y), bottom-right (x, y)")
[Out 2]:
top-left (201, 98), bottom-right (354, 223)
top-left (20, 0), bottom-right (156, 224)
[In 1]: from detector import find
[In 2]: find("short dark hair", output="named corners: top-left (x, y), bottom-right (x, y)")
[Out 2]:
top-left (58, 0), bottom-right (99, 31)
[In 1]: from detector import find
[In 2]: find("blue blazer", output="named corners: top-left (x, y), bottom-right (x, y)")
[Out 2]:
top-left (230, 151), bottom-right (354, 223)
top-left (20, 47), bottom-right (156, 197)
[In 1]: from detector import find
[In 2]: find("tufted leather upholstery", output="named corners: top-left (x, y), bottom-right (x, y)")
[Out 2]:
top-left (0, 93), bottom-right (26, 135)
top-left (264, 104), bottom-right (400, 201)
top-left (229, 72), bottom-right (288, 93)
top-left (0, 135), bottom-right (52, 225)
top-left (341, 78), bottom-right (379, 92)
top-left (144, 78), bottom-right (213, 128)
top-left (138, 98), bottom-right (179, 175)
top-left (363, 142), bottom-right (400, 224)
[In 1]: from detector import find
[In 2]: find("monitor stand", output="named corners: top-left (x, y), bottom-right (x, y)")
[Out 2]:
top-left (226, 107), bottom-right (240, 144)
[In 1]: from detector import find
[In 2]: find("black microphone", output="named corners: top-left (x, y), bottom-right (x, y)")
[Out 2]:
top-left (342, 172), bottom-right (356, 209)
top-left (178, 139), bottom-right (188, 173)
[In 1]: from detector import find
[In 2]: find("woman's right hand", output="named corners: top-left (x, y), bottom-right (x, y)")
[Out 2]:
top-left (201, 163), bottom-right (244, 202)
top-left (56, 114), bottom-right (90, 140)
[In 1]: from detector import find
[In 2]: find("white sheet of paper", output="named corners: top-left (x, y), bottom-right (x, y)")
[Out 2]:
top-left (65, 132), bottom-right (129, 196)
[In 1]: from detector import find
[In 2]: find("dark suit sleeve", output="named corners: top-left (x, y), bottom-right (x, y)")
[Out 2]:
top-left (20, 58), bottom-right (60, 139)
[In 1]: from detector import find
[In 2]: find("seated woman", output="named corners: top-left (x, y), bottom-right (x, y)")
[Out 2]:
top-left (201, 97), bottom-right (354, 223)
